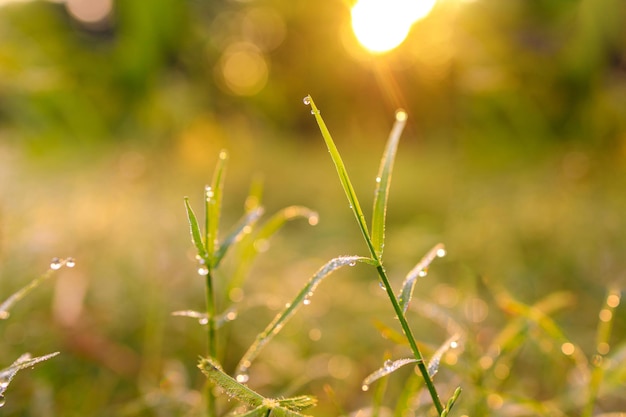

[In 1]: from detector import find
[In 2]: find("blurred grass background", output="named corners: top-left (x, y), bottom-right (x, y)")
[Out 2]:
top-left (0, 0), bottom-right (625, 415)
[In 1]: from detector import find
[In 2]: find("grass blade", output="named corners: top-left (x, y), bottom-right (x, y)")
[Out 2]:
top-left (206, 150), bottom-right (228, 266)
top-left (0, 352), bottom-right (60, 397)
top-left (184, 197), bottom-right (208, 261)
top-left (371, 109), bottom-right (407, 260)
top-left (397, 244), bottom-right (446, 314)
top-left (227, 206), bottom-right (319, 294)
top-left (277, 395), bottom-right (318, 411)
top-left (198, 357), bottom-right (264, 408)
top-left (305, 96), bottom-right (375, 258)
top-left (362, 358), bottom-right (421, 390)
top-left (235, 256), bottom-right (373, 381)
top-left (427, 334), bottom-right (460, 378)
top-left (0, 258), bottom-right (74, 319)
top-left (213, 206), bottom-right (265, 268)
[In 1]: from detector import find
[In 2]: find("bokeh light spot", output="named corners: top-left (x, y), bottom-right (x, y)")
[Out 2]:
top-left (66, 0), bottom-right (113, 26)
top-left (219, 43), bottom-right (268, 96)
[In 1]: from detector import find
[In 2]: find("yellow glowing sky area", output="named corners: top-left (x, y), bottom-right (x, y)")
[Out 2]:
top-left (351, 0), bottom-right (437, 54)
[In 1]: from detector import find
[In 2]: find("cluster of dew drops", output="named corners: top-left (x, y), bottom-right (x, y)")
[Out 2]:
top-left (50, 257), bottom-right (76, 270)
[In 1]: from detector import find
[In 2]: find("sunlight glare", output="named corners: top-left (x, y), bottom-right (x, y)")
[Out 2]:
top-left (351, 0), bottom-right (437, 54)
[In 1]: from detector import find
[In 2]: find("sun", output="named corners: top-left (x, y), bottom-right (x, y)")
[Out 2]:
top-left (351, 0), bottom-right (437, 54)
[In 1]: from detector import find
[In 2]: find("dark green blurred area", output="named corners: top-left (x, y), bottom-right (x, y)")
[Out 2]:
top-left (1, 0), bottom-right (626, 416)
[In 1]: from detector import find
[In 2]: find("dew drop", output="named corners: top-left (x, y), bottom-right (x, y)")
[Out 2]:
top-left (198, 317), bottom-right (209, 325)
top-left (349, 261), bottom-right (357, 267)
top-left (450, 341), bottom-right (458, 349)
top-left (303, 96), bottom-right (311, 105)
top-left (0, 311), bottom-right (9, 320)
top-left (236, 373), bottom-right (249, 383)
top-left (395, 109), bottom-right (408, 122)
top-left (0, 394), bottom-right (5, 408)
top-left (375, 177), bottom-right (381, 183)
top-left (225, 311), bottom-right (238, 321)
top-left (303, 298), bottom-right (311, 306)
top-left (418, 269), bottom-right (428, 277)
top-left (383, 359), bottom-right (393, 370)
top-left (0, 379), bottom-right (8, 389)
top-left (198, 266), bottom-right (209, 276)
top-left (219, 150), bottom-right (228, 160)
top-left (50, 257), bottom-right (62, 270)
top-left (308, 215), bottom-right (319, 226)
top-left (436, 248), bottom-right (447, 258)
top-left (65, 257), bottom-right (76, 268)
top-left (379, 281), bottom-right (386, 290)
top-left (361, 384), bottom-right (369, 392)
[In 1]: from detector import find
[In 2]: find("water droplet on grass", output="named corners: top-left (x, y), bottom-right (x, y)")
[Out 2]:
top-left (236, 373), bottom-right (249, 383)
top-left (198, 317), bottom-right (209, 325)
top-left (198, 266), bottom-right (209, 276)
top-left (308, 214), bottom-right (319, 226)
top-left (436, 248), bottom-right (447, 258)
top-left (303, 298), bottom-right (311, 306)
top-left (361, 384), bottom-right (369, 391)
top-left (0, 311), bottom-right (9, 320)
top-left (0, 379), bottom-right (8, 389)
top-left (0, 395), bottom-right (5, 407)
top-left (349, 261), bottom-right (356, 267)
top-left (50, 257), bottom-right (62, 270)
top-left (418, 269), bottom-right (428, 277)
top-left (375, 177), bottom-right (381, 183)
top-left (303, 96), bottom-right (311, 105)
top-left (395, 109), bottom-right (407, 122)
top-left (379, 281), bottom-right (385, 290)
top-left (65, 258), bottom-right (76, 268)
top-left (383, 359), bottom-right (393, 370)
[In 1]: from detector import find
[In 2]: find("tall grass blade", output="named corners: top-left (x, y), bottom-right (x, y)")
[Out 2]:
top-left (305, 96), bottom-right (374, 257)
top-left (206, 150), bottom-right (228, 266)
top-left (0, 352), bottom-right (60, 397)
top-left (427, 334), bottom-right (460, 378)
top-left (213, 206), bottom-right (265, 268)
top-left (362, 358), bottom-right (421, 390)
top-left (235, 256), bottom-right (373, 380)
top-left (244, 175), bottom-right (264, 213)
top-left (276, 395), bottom-right (318, 411)
top-left (397, 244), bottom-right (446, 314)
top-left (440, 387), bottom-right (462, 417)
top-left (371, 109), bottom-right (406, 260)
top-left (184, 197), bottom-right (208, 261)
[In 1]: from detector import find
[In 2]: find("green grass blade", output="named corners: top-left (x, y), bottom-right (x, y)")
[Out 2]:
top-left (0, 261), bottom-right (68, 319)
top-left (235, 256), bottom-right (373, 381)
top-left (427, 334), bottom-right (460, 378)
top-left (371, 109), bottom-right (407, 260)
top-left (0, 352), bottom-right (59, 397)
top-left (198, 357), bottom-right (264, 408)
top-left (227, 205), bottom-right (319, 294)
top-left (305, 96), bottom-right (375, 258)
top-left (213, 206), bottom-right (265, 268)
top-left (362, 358), bottom-right (421, 390)
top-left (440, 387), bottom-right (462, 417)
top-left (277, 395), bottom-right (318, 411)
top-left (206, 150), bottom-right (228, 266)
top-left (184, 197), bottom-right (208, 261)
top-left (245, 175), bottom-right (265, 213)
top-left (398, 244), bottom-right (446, 314)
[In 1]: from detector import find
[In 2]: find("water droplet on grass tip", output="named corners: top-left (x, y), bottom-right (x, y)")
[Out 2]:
top-left (395, 109), bottom-right (408, 122)
top-left (198, 266), bottom-right (209, 276)
top-left (0, 311), bottom-right (9, 320)
top-left (65, 257), bottom-right (76, 268)
top-left (50, 257), bottom-right (62, 270)
top-left (361, 384), bottom-right (369, 391)
top-left (236, 373), bottom-right (249, 383)
top-left (436, 248), bottom-right (447, 258)
top-left (308, 214), bottom-right (319, 226)
top-left (303, 96), bottom-right (311, 105)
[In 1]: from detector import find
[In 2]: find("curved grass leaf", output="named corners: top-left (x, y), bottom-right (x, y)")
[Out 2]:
top-left (0, 352), bottom-right (60, 397)
top-left (214, 206), bottom-right (265, 268)
top-left (206, 150), bottom-right (228, 266)
top-left (362, 358), bottom-right (421, 390)
top-left (305, 96), bottom-right (375, 259)
top-left (440, 386), bottom-right (462, 417)
top-left (371, 110), bottom-right (406, 260)
top-left (427, 334), bottom-right (460, 378)
top-left (184, 197), bottom-right (208, 262)
top-left (198, 358), bottom-right (315, 417)
top-left (235, 256), bottom-right (373, 379)
top-left (397, 243), bottom-right (446, 314)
